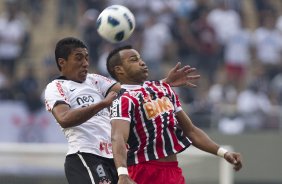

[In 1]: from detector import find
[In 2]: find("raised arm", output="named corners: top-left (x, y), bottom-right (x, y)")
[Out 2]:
top-left (162, 62), bottom-right (200, 87)
top-left (111, 119), bottom-right (136, 184)
top-left (176, 110), bottom-right (243, 171)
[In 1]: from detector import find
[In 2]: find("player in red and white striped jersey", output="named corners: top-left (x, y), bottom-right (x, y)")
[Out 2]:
top-left (111, 80), bottom-right (192, 166)
top-left (107, 45), bottom-right (243, 184)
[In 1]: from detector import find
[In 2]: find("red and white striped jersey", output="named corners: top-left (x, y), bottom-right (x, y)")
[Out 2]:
top-left (110, 80), bottom-right (191, 165)
top-left (44, 74), bottom-right (116, 158)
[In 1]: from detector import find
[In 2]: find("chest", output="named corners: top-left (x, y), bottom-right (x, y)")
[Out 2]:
top-left (132, 88), bottom-right (175, 121)
top-left (65, 82), bottom-right (104, 108)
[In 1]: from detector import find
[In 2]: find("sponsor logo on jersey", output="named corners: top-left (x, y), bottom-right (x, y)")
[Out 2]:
top-left (143, 96), bottom-right (174, 119)
top-left (76, 95), bottom-right (95, 106)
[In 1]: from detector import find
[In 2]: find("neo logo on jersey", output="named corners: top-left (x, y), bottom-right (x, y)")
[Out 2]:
top-left (76, 95), bottom-right (94, 106)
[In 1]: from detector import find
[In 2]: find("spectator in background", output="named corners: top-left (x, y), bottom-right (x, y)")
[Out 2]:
top-left (191, 7), bottom-right (220, 86)
top-left (42, 40), bottom-right (60, 84)
top-left (271, 70), bottom-right (282, 106)
top-left (20, 0), bottom-right (44, 25)
top-left (237, 80), bottom-right (272, 131)
top-left (208, 71), bottom-right (238, 111)
top-left (254, 0), bottom-right (274, 17)
top-left (81, 0), bottom-right (107, 12)
top-left (207, 0), bottom-right (241, 61)
top-left (140, 12), bottom-right (174, 80)
top-left (79, 8), bottom-right (103, 69)
top-left (56, 0), bottom-right (78, 28)
top-left (14, 66), bottom-right (43, 113)
top-left (207, 1), bottom-right (241, 45)
top-left (147, 0), bottom-right (176, 26)
top-left (97, 43), bottom-right (114, 76)
top-left (208, 70), bottom-right (239, 133)
top-left (253, 10), bottom-right (282, 81)
top-left (223, 16), bottom-right (253, 90)
top-left (276, 13), bottom-right (282, 33)
top-left (0, 0), bottom-right (30, 79)
top-left (170, 16), bottom-right (198, 109)
top-left (0, 68), bottom-right (14, 100)
top-left (175, 0), bottom-right (197, 19)
top-left (171, 16), bottom-right (198, 70)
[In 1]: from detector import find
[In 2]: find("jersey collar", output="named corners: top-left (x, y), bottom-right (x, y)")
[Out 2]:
top-left (121, 84), bottom-right (143, 90)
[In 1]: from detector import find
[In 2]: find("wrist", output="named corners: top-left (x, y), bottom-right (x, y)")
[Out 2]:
top-left (217, 147), bottom-right (228, 158)
top-left (162, 78), bottom-right (168, 84)
top-left (117, 167), bottom-right (128, 176)
top-left (100, 99), bottom-right (111, 107)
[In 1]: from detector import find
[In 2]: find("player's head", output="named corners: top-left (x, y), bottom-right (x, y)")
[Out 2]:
top-left (55, 37), bottom-right (89, 83)
top-left (106, 45), bottom-right (148, 84)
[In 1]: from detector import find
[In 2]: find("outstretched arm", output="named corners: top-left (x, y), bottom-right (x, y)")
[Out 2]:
top-left (162, 62), bottom-right (200, 87)
top-left (176, 110), bottom-right (243, 171)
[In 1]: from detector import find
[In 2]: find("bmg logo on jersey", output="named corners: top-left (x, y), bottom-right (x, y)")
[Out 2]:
top-left (76, 95), bottom-right (95, 107)
top-left (143, 96), bottom-right (174, 119)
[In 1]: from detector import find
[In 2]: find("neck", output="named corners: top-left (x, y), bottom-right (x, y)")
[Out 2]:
top-left (120, 81), bottom-right (142, 85)
top-left (118, 77), bottom-right (144, 85)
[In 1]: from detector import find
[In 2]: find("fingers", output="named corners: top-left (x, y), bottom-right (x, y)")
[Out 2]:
top-left (234, 155), bottom-right (243, 171)
top-left (233, 159), bottom-right (242, 171)
top-left (108, 91), bottom-right (118, 99)
top-left (110, 91), bottom-right (118, 96)
top-left (177, 65), bottom-right (192, 73)
top-left (186, 82), bottom-right (197, 88)
top-left (172, 62), bottom-right (182, 72)
top-left (185, 74), bottom-right (200, 88)
top-left (227, 153), bottom-right (243, 171)
top-left (183, 67), bottom-right (194, 73)
top-left (187, 74), bottom-right (200, 80)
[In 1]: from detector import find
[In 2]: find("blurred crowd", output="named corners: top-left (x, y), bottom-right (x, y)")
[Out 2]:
top-left (0, 0), bottom-right (282, 134)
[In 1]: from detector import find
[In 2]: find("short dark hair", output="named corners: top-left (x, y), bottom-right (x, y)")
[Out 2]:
top-left (106, 45), bottom-right (132, 80)
top-left (55, 37), bottom-right (87, 71)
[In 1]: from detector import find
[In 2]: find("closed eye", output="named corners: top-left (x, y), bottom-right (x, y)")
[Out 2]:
top-left (129, 56), bottom-right (141, 62)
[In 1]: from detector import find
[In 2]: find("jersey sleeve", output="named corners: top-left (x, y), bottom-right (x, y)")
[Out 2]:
top-left (172, 91), bottom-right (182, 113)
top-left (91, 74), bottom-right (117, 97)
top-left (44, 81), bottom-right (70, 112)
top-left (110, 95), bottom-right (133, 123)
top-left (162, 81), bottom-right (182, 113)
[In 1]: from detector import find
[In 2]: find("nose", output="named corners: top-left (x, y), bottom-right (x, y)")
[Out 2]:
top-left (139, 59), bottom-right (146, 66)
top-left (83, 58), bottom-right (89, 67)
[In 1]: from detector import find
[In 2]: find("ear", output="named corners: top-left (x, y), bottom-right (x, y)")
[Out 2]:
top-left (58, 58), bottom-right (66, 69)
top-left (114, 65), bottom-right (124, 75)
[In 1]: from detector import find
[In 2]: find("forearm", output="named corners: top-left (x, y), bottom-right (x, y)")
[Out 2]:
top-left (188, 126), bottom-right (219, 155)
top-left (177, 110), bottom-right (219, 155)
top-left (112, 134), bottom-right (128, 168)
top-left (54, 101), bottom-right (109, 128)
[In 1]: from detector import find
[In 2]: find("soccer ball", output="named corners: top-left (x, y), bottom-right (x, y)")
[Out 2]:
top-left (96, 5), bottom-right (135, 43)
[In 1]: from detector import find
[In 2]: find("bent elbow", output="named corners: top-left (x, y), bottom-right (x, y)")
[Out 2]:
top-left (56, 117), bottom-right (75, 128)
top-left (57, 120), bottom-right (69, 128)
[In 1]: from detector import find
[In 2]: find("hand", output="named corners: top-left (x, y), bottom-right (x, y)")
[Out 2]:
top-left (164, 62), bottom-right (200, 88)
top-left (103, 91), bottom-right (118, 106)
top-left (224, 152), bottom-right (243, 171)
top-left (118, 175), bottom-right (136, 184)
